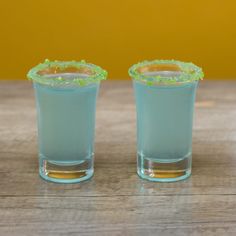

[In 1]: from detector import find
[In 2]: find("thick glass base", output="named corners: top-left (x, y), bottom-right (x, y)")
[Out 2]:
top-left (137, 153), bottom-right (191, 182)
top-left (39, 157), bottom-right (93, 183)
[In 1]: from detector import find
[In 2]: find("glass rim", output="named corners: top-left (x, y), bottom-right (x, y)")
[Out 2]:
top-left (27, 59), bottom-right (108, 86)
top-left (128, 59), bottom-right (204, 85)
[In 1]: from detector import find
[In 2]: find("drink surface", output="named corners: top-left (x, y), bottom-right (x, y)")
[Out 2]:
top-left (34, 83), bottom-right (99, 163)
top-left (43, 72), bottom-right (89, 79)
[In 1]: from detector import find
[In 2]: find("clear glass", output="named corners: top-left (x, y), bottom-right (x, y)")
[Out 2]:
top-left (28, 60), bottom-right (107, 183)
top-left (130, 61), bottom-right (202, 182)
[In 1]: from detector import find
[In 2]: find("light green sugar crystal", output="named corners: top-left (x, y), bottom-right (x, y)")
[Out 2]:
top-left (27, 59), bottom-right (108, 86)
top-left (128, 59), bottom-right (204, 85)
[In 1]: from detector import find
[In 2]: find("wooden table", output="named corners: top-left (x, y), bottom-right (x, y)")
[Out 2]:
top-left (0, 80), bottom-right (236, 236)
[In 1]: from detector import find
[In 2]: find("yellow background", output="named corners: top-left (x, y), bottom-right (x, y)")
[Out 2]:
top-left (0, 0), bottom-right (236, 80)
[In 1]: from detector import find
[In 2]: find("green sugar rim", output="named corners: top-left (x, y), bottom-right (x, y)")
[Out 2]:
top-left (128, 59), bottom-right (204, 85)
top-left (27, 59), bottom-right (108, 86)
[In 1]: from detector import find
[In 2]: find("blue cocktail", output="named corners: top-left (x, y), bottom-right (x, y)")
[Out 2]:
top-left (129, 60), bottom-right (204, 182)
top-left (28, 60), bottom-right (107, 183)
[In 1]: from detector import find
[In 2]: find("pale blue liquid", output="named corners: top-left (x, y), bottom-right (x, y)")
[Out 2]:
top-left (133, 79), bottom-right (198, 182)
top-left (34, 82), bottom-right (99, 182)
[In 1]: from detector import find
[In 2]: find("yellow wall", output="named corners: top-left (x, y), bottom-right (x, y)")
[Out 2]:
top-left (0, 0), bottom-right (236, 79)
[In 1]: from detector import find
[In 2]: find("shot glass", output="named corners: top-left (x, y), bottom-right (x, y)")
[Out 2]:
top-left (27, 59), bottom-right (107, 183)
top-left (129, 60), bottom-right (204, 182)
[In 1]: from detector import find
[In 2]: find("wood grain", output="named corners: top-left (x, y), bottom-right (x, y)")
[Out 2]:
top-left (0, 80), bottom-right (236, 235)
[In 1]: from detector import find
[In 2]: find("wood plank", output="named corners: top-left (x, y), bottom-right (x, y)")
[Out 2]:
top-left (0, 195), bottom-right (236, 235)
